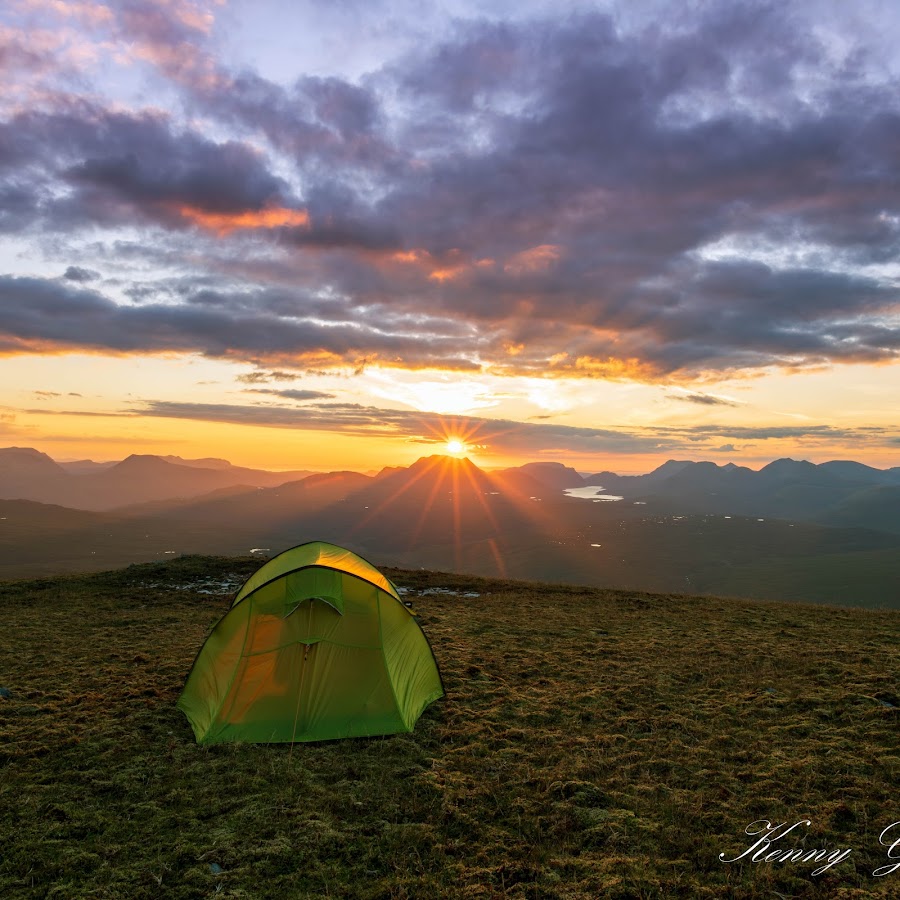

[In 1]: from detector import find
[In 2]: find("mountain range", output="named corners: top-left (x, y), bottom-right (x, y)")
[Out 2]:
top-left (1, 447), bottom-right (898, 606)
top-left (0, 447), bottom-right (314, 510)
top-left (583, 457), bottom-right (900, 531)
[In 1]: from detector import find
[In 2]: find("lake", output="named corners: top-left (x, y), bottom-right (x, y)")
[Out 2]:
top-left (563, 486), bottom-right (625, 502)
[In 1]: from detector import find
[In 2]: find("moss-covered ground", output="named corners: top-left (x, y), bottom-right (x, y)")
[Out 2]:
top-left (1, 556), bottom-right (898, 898)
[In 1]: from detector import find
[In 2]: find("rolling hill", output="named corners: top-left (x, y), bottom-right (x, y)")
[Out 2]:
top-left (1, 452), bottom-right (899, 606)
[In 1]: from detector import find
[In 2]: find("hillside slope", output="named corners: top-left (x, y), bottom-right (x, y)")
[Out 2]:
top-left (0, 557), bottom-right (897, 898)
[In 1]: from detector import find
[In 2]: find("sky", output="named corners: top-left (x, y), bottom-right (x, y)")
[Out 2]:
top-left (1, 0), bottom-right (898, 473)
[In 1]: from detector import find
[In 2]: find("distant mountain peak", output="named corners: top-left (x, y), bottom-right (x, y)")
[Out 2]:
top-left (411, 454), bottom-right (479, 469)
top-left (759, 458), bottom-right (818, 477)
top-left (820, 460), bottom-right (880, 474)
top-left (503, 460), bottom-right (586, 490)
top-left (763, 457), bottom-right (810, 468)
top-left (114, 454), bottom-right (177, 469)
top-left (160, 455), bottom-right (234, 470)
top-left (0, 447), bottom-right (67, 470)
top-left (1, 446), bottom-right (58, 461)
top-left (377, 454), bottom-right (493, 491)
top-left (649, 459), bottom-right (694, 477)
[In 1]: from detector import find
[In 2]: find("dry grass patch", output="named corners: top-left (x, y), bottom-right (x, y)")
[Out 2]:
top-left (1, 556), bottom-right (898, 898)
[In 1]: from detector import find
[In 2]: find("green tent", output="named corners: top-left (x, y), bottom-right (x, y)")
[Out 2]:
top-left (177, 541), bottom-right (444, 744)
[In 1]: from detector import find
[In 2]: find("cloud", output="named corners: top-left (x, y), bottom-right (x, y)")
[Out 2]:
top-left (666, 389), bottom-right (741, 407)
top-left (1, 1), bottom-right (899, 382)
top-left (659, 424), bottom-right (897, 442)
top-left (236, 371), bottom-right (303, 384)
top-left (0, 105), bottom-right (304, 234)
top-left (123, 399), bottom-right (899, 457)
top-left (245, 388), bottom-right (337, 401)
top-left (0, 25), bottom-right (60, 80)
top-left (63, 117), bottom-right (299, 229)
top-left (179, 206), bottom-right (310, 235)
top-left (106, 0), bottom-right (223, 91)
top-left (63, 266), bottom-right (99, 282)
top-left (133, 399), bottom-right (682, 455)
top-left (21, 408), bottom-right (135, 417)
top-left (0, 276), bottom-right (483, 371)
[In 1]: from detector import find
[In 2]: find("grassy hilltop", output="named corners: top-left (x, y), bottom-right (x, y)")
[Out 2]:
top-left (1, 556), bottom-right (899, 899)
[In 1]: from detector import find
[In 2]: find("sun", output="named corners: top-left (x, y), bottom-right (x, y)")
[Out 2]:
top-left (445, 439), bottom-right (466, 455)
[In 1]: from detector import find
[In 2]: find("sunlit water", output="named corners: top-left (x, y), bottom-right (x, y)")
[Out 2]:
top-left (563, 486), bottom-right (624, 502)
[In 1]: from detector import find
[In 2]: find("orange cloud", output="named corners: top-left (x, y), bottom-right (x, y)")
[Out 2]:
top-left (390, 250), bottom-right (427, 263)
top-left (572, 354), bottom-right (656, 380)
top-left (428, 254), bottom-right (493, 282)
top-left (503, 244), bottom-right (562, 275)
top-left (487, 349), bottom-right (663, 381)
top-left (387, 247), bottom-right (494, 282)
top-left (178, 205), bottom-right (310, 234)
top-left (428, 266), bottom-right (465, 283)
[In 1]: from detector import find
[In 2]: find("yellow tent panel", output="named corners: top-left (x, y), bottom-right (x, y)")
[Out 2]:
top-left (177, 541), bottom-right (444, 743)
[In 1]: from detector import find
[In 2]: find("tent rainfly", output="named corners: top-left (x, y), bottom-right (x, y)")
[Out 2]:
top-left (177, 541), bottom-right (444, 743)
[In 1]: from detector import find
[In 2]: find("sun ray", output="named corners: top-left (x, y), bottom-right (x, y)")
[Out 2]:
top-left (459, 456), bottom-right (500, 533)
top-left (452, 459), bottom-right (462, 570)
top-left (348, 455), bottom-right (444, 535)
top-left (408, 459), bottom-right (451, 549)
top-left (486, 537), bottom-right (507, 578)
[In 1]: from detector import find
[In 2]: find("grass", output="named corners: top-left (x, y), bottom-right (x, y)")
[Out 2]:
top-left (1, 555), bottom-right (899, 898)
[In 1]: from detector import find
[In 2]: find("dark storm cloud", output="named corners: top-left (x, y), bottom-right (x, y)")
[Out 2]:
top-left (2, 1), bottom-right (900, 378)
top-left (417, 11), bottom-right (898, 356)
top-left (0, 106), bottom-right (300, 232)
top-left (0, 180), bottom-right (42, 232)
top-left (394, 19), bottom-right (527, 113)
top-left (287, 6), bottom-right (899, 374)
top-left (0, 276), bottom-right (482, 370)
top-left (63, 266), bottom-right (100, 282)
top-left (279, 217), bottom-right (401, 251)
top-left (189, 67), bottom-right (399, 183)
top-left (68, 140), bottom-right (283, 216)
top-left (622, 261), bottom-right (900, 371)
top-left (63, 117), bottom-right (294, 224)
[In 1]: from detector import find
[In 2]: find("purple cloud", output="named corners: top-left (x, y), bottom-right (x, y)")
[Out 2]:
top-left (0, 1), bottom-right (898, 380)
